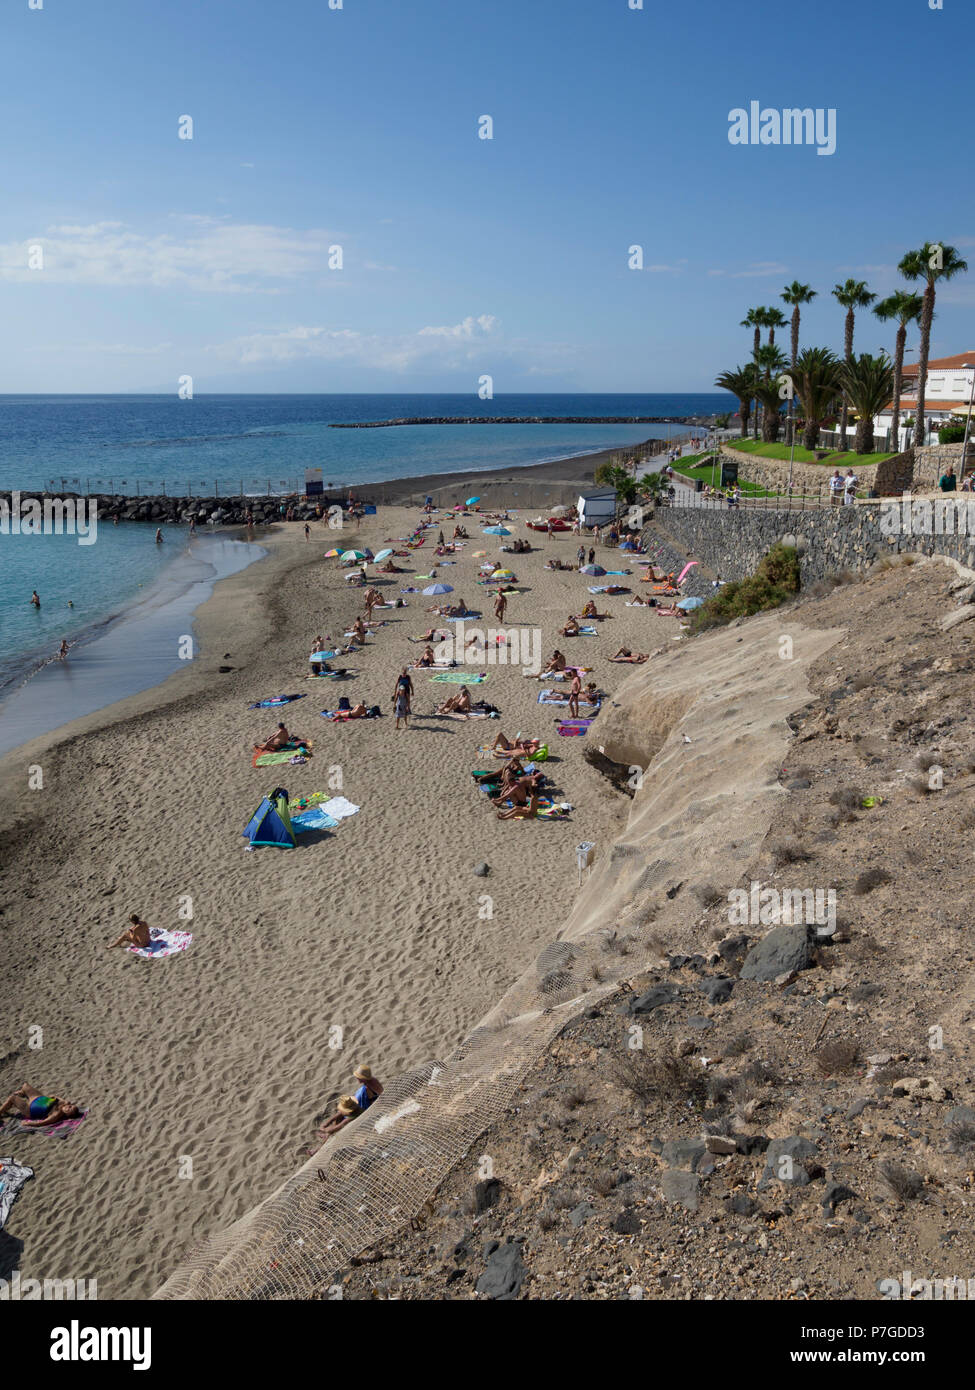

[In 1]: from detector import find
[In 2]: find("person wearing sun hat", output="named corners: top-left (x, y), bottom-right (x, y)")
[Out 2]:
top-left (352, 1065), bottom-right (384, 1112)
top-left (316, 1094), bottom-right (361, 1145)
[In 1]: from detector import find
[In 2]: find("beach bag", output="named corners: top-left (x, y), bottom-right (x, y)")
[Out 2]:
top-left (368, 705), bottom-right (381, 718)
top-left (338, 697), bottom-right (351, 712)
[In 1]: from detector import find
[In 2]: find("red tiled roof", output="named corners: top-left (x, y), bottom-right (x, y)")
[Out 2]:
top-left (902, 352), bottom-right (975, 374)
top-left (879, 399), bottom-right (970, 413)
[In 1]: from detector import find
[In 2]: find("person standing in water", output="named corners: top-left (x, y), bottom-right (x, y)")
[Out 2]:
top-left (154, 528), bottom-right (163, 544)
top-left (31, 590), bottom-right (40, 607)
top-left (57, 639), bottom-right (69, 661)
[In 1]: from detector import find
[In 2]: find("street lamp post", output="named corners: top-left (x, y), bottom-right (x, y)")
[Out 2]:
top-left (960, 363), bottom-right (975, 483)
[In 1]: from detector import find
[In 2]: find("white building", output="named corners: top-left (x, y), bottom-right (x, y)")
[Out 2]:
top-left (873, 352), bottom-right (975, 449)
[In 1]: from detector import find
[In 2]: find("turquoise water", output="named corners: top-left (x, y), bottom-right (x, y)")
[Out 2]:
top-left (0, 533), bottom-right (264, 755)
top-left (0, 523), bottom-right (191, 693)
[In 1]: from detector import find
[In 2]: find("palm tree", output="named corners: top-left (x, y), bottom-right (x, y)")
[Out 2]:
top-left (781, 281), bottom-right (818, 367)
top-left (753, 344), bottom-right (789, 442)
top-left (764, 307), bottom-right (787, 348)
top-left (781, 282), bottom-right (817, 445)
top-left (832, 279), bottom-right (877, 449)
top-left (873, 290), bottom-right (923, 453)
top-left (839, 354), bottom-right (895, 455)
top-left (740, 308), bottom-right (763, 360)
top-left (715, 365), bottom-right (758, 439)
top-left (899, 241), bottom-right (969, 448)
top-left (792, 347), bottom-right (844, 451)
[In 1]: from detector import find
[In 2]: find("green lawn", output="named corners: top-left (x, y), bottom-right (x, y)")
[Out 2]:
top-left (724, 439), bottom-right (895, 467)
top-left (670, 456), bottom-right (777, 497)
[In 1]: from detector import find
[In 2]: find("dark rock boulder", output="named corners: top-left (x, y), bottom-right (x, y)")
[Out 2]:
top-left (740, 924), bottom-right (814, 982)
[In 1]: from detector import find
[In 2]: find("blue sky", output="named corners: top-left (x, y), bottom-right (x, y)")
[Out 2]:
top-left (2, 0), bottom-right (972, 392)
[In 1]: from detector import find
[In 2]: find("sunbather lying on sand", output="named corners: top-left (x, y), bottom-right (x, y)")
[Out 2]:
top-left (654, 604), bottom-right (682, 617)
top-left (492, 731), bottom-right (542, 757)
top-left (544, 558), bottom-right (570, 570)
top-left (107, 913), bottom-right (152, 949)
top-left (414, 645), bottom-right (437, 667)
top-left (316, 1095), bottom-right (361, 1143)
top-left (0, 1084), bottom-right (83, 1128)
top-left (378, 559), bottom-right (403, 573)
top-left (437, 687), bottom-right (472, 714)
top-left (610, 648), bottom-right (649, 663)
top-left (497, 792), bottom-right (541, 820)
top-left (560, 616), bottom-right (580, 637)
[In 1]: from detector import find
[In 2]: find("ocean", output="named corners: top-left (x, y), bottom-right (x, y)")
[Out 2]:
top-left (0, 393), bottom-right (731, 748)
top-left (0, 393), bottom-right (732, 497)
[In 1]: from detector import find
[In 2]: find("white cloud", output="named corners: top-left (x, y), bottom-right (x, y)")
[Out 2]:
top-left (730, 261), bottom-right (788, 278)
top-left (205, 314), bottom-right (570, 374)
top-left (0, 219), bottom-right (333, 292)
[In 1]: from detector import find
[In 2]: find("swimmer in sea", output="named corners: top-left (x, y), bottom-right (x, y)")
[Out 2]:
top-left (31, 590), bottom-right (40, 607)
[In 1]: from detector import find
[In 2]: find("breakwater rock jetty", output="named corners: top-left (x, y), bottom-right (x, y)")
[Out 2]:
top-left (330, 415), bottom-right (717, 429)
top-left (0, 490), bottom-right (335, 527)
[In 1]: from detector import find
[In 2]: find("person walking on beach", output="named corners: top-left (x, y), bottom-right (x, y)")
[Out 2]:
top-left (577, 544), bottom-right (585, 567)
top-left (587, 548), bottom-right (595, 566)
top-left (494, 592), bottom-right (507, 623)
top-left (304, 522), bottom-right (311, 542)
top-left (392, 668), bottom-right (413, 730)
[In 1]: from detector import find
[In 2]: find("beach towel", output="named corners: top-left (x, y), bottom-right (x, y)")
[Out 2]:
top-left (603, 570), bottom-right (632, 576)
top-left (445, 613), bottom-right (481, 622)
top-left (0, 1110), bottom-right (88, 1141)
top-left (288, 792), bottom-right (331, 812)
top-left (430, 671), bottom-right (487, 684)
top-left (320, 797), bottom-right (360, 820)
top-left (253, 745), bottom-right (311, 767)
top-left (0, 1157), bottom-right (34, 1228)
top-left (538, 690), bottom-right (600, 709)
top-left (564, 625), bottom-right (597, 636)
top-left (556, 723), bottom-right (588, 736)
top-left (247, 694), bottom-right (306, 709)
top-left (290, 806), bottom-right (339, 832)
top-left (127, 927), bottom-right (193, 959)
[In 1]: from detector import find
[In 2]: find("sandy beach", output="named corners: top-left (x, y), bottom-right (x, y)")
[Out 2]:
top-left (0, 499), bottom-right (686, 1297)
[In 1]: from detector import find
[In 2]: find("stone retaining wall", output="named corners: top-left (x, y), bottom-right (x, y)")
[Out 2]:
top-left (649, 500), bottom-right (975, 586)
top-left (719, 445), bottom-right (913, 498)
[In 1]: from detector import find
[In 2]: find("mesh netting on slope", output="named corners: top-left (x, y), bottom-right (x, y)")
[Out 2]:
top-left (154, 970), bottom-right (605, 1300)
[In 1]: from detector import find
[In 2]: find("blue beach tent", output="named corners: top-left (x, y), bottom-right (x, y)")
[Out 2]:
top-left (243, 787), bottom-right (297, 848)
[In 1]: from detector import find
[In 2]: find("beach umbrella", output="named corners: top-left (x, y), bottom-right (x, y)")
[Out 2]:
top-left (423, 583), bottom-right (454, 595)
top-left (309, 650), bottom-right (338, 662)
top-left (492, 568), bottom-right (514, 578)
top-left (373, 548), bottom-right (393, 562)
top-left (465, 495), bottom-right (481, 506)
top-left (580, 564), bottom-right (606, 576)
top-left (676, 596), bottom-right (704, 610)
top-left (324, 548), bottom-right (341, 558)
top-left (340, 549), bottom-right (369, 564)
top-left (482, 525), bottom-right (511, 536)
